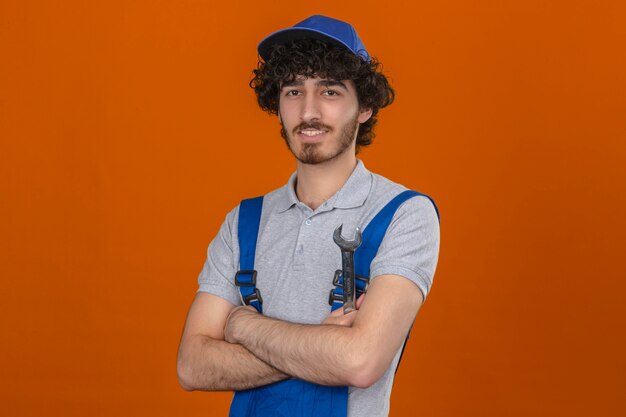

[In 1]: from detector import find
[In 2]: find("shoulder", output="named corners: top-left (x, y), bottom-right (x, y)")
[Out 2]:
top-left (368, 171), bottom-right (440, 222)
top-left (262, 182), bottom-right (292, 206)
top-left (226, 180), bottom-right (294, 234)
top-left (236, 180), bottom-right (294, 214)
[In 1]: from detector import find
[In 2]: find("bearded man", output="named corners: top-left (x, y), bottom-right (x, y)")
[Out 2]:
top-left (177, 15), bottom-right (441, 417)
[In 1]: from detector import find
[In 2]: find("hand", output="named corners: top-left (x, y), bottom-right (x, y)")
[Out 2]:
top-left (224, 305), bottom-right (258, 344)
top-left (321, 295), bottom-right (365, 327)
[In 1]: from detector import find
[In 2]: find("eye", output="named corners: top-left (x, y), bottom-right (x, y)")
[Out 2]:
top-left (284, 89), bottom-right (301, 96)
top-left (323, 89), bottom-right (339, 96)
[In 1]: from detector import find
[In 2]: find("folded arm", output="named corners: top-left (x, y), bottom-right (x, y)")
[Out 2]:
top-left (177, 292), bottom-right (289, 391)
top-left (225, 274), bottom-right (424, 389)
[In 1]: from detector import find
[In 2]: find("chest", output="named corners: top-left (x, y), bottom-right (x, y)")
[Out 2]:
top-left (251, 207), bottom-right (365, 324)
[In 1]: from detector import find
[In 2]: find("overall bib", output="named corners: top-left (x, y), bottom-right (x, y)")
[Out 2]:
top-left (230, 190), bottom-right (440, 417)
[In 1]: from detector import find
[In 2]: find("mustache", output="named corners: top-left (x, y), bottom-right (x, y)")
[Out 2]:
top-left (293, 122), bottom-right (332, 134)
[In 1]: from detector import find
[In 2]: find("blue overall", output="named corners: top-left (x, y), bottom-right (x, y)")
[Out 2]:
top-left (230, 190), bottom-right (440, 417)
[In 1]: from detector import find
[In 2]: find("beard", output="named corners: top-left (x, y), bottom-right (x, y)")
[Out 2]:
top-left (280, 116), bottom-right (359, 165)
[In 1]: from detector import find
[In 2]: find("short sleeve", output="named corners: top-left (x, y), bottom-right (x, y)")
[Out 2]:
top-left (197, 206), bottom-right (242, 306)
top-left (368, 195), bottom-right (441, 300)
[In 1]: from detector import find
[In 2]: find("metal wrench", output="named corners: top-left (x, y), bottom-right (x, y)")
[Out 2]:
top-left (333, 224), bottom-right (362, 314)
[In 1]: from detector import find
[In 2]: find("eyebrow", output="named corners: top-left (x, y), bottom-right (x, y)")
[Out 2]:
top-left (281, 79), bottom-right (349, 91)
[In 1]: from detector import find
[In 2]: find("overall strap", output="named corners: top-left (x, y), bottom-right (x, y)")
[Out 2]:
top-left (330, 190), bottom-right (440, 312)
top-left (355, 190), bottom-right (439, 277)
top-left (235, 196), bottom-right (264, 313)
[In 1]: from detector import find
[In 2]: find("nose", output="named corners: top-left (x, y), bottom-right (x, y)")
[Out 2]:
top-left (299, 93), bottom-right (321, 122)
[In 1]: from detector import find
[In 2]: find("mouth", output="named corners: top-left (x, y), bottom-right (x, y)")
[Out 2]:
top-left (299, 129), bottom-right (325, 136)
top-left (296, 128), bottom-right (329, 142)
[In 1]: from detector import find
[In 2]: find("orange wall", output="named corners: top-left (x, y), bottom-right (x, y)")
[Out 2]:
top-left (1, 1), bottom-right (625, 416)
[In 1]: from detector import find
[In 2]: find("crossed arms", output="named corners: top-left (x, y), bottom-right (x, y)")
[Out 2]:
top-left (176, 273), bottom-right (423, 391)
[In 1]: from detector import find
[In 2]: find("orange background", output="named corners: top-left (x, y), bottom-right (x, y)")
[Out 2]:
top-left (1, 1), bottom-right (625, 416)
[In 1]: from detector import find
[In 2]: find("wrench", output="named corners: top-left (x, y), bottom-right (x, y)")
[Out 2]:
top-left (333, 224), bottom-right (362, 314)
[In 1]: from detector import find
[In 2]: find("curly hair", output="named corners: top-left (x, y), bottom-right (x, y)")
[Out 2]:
top-left (250, 39), bottom-right (395, 152)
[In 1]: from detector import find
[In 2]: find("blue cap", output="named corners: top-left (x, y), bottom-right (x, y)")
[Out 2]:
top-left (257, 15), bottom-right (370, 62)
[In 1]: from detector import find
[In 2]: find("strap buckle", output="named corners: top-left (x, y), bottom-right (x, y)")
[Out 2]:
top-left (243, 288), bottom-right (263, 306)
top-left (332, 269), bottom-right (370, 293)
top-left (328, 288), bottom-right (343, 306)
top-left (234, 270), bottom-right (257, 287)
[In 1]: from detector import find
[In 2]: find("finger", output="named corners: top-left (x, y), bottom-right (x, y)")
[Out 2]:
top-left (322, 307), bottom-right (343, 324)
top-left (356, 294), bottom-right (365, 309)
top-left (342, 310), bottom-right (357, 321)
top-left (341, 311), bottom-right (358, 326)
top-left (330, 308), bottom-right (344, 317)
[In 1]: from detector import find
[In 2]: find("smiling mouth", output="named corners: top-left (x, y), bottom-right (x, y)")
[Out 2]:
top-left (299, 129), bottom-right (326, 136)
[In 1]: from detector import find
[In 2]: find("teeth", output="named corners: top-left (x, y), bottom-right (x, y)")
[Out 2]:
top-left (300, 130), bottom-right (324, 136)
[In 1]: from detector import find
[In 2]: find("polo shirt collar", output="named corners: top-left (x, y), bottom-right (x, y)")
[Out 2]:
top-left (276, 159), bottom-right (373, 213)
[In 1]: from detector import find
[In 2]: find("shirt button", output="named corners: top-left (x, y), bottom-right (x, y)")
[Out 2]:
top-left (305, 219), bottom-right (312, 226)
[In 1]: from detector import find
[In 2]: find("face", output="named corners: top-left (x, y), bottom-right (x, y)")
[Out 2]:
top-left (278, 76), bottom-right (373, 165)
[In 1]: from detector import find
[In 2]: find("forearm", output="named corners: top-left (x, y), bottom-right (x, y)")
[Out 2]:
top-left (177, 334), bottom-right (289, 391)
top-left (228, 312), bottom-right (367, 387)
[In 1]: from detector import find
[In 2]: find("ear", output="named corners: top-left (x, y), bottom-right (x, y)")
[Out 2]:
top-left (358, 107), bottom-right (373, 124)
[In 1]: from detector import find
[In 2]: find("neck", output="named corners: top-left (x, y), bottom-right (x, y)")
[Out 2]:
top-left (294, 151), bottom-right (357, 211)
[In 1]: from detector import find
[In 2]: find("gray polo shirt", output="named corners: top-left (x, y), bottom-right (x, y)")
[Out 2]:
top-left (198, 160), bottom-right (440, 417)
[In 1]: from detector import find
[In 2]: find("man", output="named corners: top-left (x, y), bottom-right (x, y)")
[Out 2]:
top-left (177, 15), bottom-right (440, 417)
